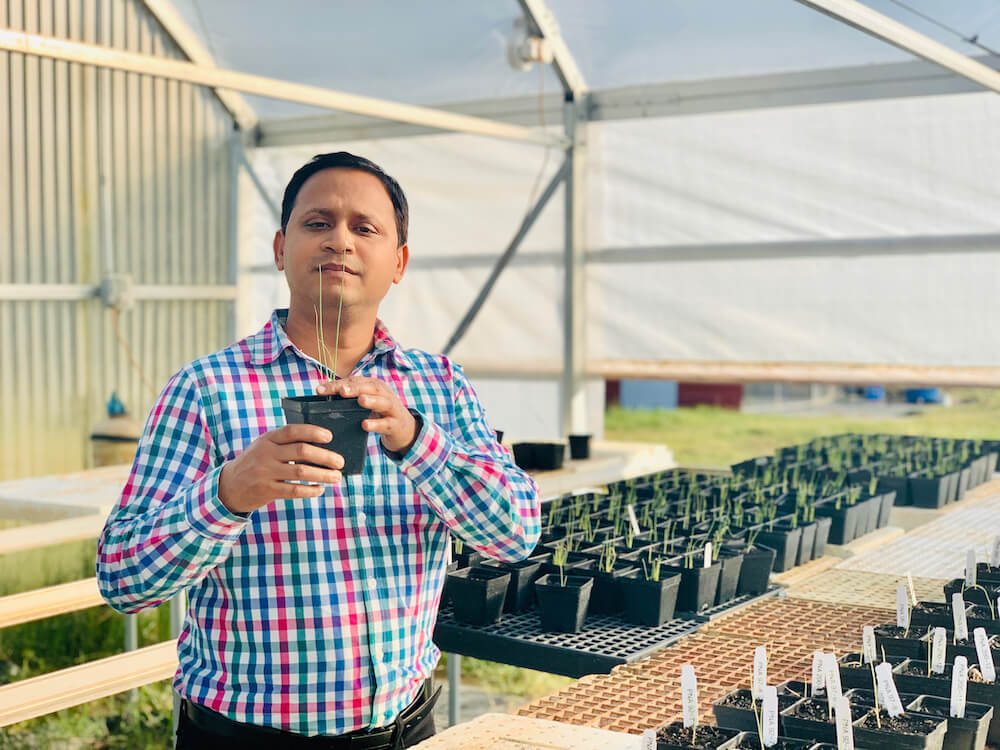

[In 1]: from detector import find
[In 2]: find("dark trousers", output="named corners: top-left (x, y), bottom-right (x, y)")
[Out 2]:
top-left (175, 682), bottom-right (439, 750)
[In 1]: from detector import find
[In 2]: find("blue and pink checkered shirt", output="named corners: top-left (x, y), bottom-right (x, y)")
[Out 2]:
top-left (96, 309), bottom-right (540, 736)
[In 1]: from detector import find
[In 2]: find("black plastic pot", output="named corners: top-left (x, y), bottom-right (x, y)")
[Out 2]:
top-left (512, 441), bottom-right (566, 471)
top-left (756, 523), bottom-right (804, 573)
top-left (454, 545), bottom-right (483, 570)
top-left (663, 561), bottom-right (723, 615)
top-left (812, 516), bottom-right (833, 558)
top-left (911, 477), bottom-right (948, 509)
top-left (446, 567), bottom-right (510, 625)
top-left (880, 475), bottom-right (912, 507)
top-left (878, 491), bottom-right (897, 528)
top-left (579, 560), bottom-right (637, 614)
top-left (858, 496), bottom-right (879, 537)
top-left (281, 395), bottom-right (369, 474)
top-left (534, 574), bottom-right (592, 633)
top-left (945, 472), bottom-right (960, 503)
top-left (736, 544), bottom-right (776, 596)
top-left (816, 501), bottom-right (864, 545)
top-left (891, 660), bottom-right (1000, 744)
top-left (715, 550), bottom-right (745, 605)
top-left (723, 733), bottom-right (813, 750)
top-left (568, 434), bottom-right (592, 460)
top-left (852, 708), bottom-right (948, 750)
top-left (655, 721), bottom-right (739, 750)
top-left (479, 558), bottom-right (543, 613)
top-left (958, 468), bottom-right (972, 502)
top-left (906, 695), bottom-right (993, 750)
top-left (796, 522), bottom-right (818, 566)
top-left (622, 571), bottom-right (681, 626)
top-left (875, 624), bottom-right (928, 659)
top-left (780, 697), bottom-right (836, 744)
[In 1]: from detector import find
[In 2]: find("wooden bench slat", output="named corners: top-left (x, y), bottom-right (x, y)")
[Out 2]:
top-left (0, 515), bottom-right (106, 556)
top-left (0, 578), bottom-right (105, 629)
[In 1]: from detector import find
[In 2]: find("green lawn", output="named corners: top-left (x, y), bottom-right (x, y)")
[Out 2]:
top-left (605, 389), bottom-right (1000, 467)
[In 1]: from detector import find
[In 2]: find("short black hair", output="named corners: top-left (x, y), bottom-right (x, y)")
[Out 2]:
top-left (279, 151), bottom-right (409, 246)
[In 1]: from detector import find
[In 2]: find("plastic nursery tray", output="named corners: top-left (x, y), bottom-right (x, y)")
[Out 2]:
top-left (785, 569), bottom-right (948, 609)
top-left (433, 588), bottom-right (780, 679)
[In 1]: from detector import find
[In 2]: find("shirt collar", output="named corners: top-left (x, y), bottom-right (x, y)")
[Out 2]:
top-left (248, 309), bottom-right (414, 371)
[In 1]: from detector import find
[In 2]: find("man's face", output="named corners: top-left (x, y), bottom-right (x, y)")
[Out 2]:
top-left (273, 168), bottom-right (408, 315)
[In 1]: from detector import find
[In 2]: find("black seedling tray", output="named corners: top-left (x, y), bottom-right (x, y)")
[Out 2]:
top-left (433, 586), bottom-right (781, 678)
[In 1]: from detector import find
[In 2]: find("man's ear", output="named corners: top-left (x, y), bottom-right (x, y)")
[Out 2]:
top-left (392, 243), bottom-right (409, 284)
top-left (273, 230), bottom-right (285, 271)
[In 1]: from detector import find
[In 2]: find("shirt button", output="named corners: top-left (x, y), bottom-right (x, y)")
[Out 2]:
top-left (367, 579), bottom-right (376, 591)
top-left (358, 511), bottom-right (367, 523)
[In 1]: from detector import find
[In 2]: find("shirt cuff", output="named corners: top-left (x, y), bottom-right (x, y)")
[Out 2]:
top-left (184, 464), bottom-right (252, 542)
top-left (390, 410), bottom-right (453, 487)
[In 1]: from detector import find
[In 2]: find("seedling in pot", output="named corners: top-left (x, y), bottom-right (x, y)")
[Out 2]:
top-left (552, 541), bottom-right (570, 587)
top-left (641, 556), bottom-right (662, 583)
top-left (598, 541), bottom-right (617, 574)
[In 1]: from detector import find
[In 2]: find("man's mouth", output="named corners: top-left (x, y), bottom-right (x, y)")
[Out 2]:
top-left (316, 262), bottom-right (358, 275)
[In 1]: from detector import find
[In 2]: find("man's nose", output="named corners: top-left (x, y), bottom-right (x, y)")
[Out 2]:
top-left (322, 223), bottom-right (354, 254)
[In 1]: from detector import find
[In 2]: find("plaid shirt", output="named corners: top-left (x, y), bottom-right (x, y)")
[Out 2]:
top-left (96, 309), bottom-right (540, 736)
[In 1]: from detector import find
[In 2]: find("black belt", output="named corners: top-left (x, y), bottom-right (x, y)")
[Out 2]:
top-left (183, 680), bottom-right (439, 749)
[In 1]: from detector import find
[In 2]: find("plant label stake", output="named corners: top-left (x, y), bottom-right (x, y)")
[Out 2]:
top-left (974, 627), bottom-right (997, 683)
top-left (811, 651), bottom-right (826, 697)
top-left (953, 592), bottom-right (970, 642)
top-left (932, 627), bottom-right (947, 674)
top-left (951, 656), bottom-right (968, 719)
top-left (641, 729), bottom-right (656, 750)
top-left (824, 653), bottom-right (843, 704)
top-left (907, 572), bottom-right (917, 607)
top-left (627, 504), bottom-right (641, 538)
top-left (762, 685), bottom-right (779, 748)
top-left (896, 586), bottom-right (910, 629)
top-left (834, 695), bottom-right (855, 750)
top-left (752, 646), bottom-right (768, 699)
top-left (862, 626), bottom-right (876, 664)
top-left (967, 549), bottom-right (978, 587)
top-left (681, 664), bottom-right (698, 729)
top-left (875, 662), bottom-right (905, 717)
top-left (704, 542), bottom-right (712, 568)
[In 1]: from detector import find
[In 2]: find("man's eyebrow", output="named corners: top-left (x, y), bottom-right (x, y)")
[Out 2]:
top-left (301, 207), bottom-right (385, 226)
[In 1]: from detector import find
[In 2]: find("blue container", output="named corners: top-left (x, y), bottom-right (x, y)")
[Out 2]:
top-left (905, 387), bottom-right (943, 404)
top-left (619, 379), bottom-right (678, 410)
top-left (863, 386), bottom-right (885, 400)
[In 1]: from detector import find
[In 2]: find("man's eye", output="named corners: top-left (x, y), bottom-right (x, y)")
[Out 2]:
top-left (306, 221), bottom-right (329, 229)
top-left (356, 226), bottom-right (375, 235)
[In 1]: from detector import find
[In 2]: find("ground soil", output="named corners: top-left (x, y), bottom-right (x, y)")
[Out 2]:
top-left (788, 698), bottom-right (832, 721)
top-left (656, 723), bottom-right (737, 749)
top-left (856, 712), bottom-right (941, 735)
top-left (729, 737), bottom-right (810, 750)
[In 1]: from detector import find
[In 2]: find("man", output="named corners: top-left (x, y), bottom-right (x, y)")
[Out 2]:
top-left (97, 152), bottom-right (541, 748)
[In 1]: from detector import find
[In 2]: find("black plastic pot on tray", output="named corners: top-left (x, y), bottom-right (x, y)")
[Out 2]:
top-left (878, 491), bottom-right (897, 528)
top-left (712, 689), bottom-right (800, 735)
top-left (907, 695), bottom-right (993, 750)
top-left (662, 560), bottom-right (723, 615)
top-left (816, 501), bottom-right (864, 545)
top-left (796, 522), bottom-right (818, 566)
top-left (578, 560), bottom-right (637, 614)
top-left (852, 708), bottom-right (948, 750)
top-left (837, 651), bottom-right (906, 689)
top-left (780, 697), bottom-right (836, 744)
top-left (445, 566), bottom-right (510, 625)
top-left (756, 523), bottom-right (803, 573)
top-left (478, 558), bottom-right (543, 613)
top-left (858, 496), bottom-right (880, 537)
top-left (533, 574), bottom-right (592, 633)
top-left (880, 475), bottom-right (912, 506)
top-left (654, 721), bottom-right (739, 750)
top-left (911, 477), bottom-right (949, 509)
top-left (715, 550), bottom-right (744, 605)
top-left (568, 433), bottom-right (592, 460)
top-left (622, 571), bottom-right (681, 626)
top-left (875, 624), bottom-right (929, 659)
top-left (813, 515), bottom-right (833, 558)
top-left (735, 544), bottom-right (777, 596)
top-left (281, 395), bottom-right (370, 474)
top-left (722, 733), bottom-right (813, 750)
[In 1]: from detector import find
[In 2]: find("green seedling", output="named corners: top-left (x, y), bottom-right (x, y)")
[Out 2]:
top-left (553, 541), bottom-right (570, 587)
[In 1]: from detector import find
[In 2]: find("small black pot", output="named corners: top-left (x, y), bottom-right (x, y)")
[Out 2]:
top-left (756, 523), bottom-right (804, 573)
top-left (911, 477), bottom-right (949, 509)
top-left (852, 707), bottom-right (948, 750)
top-left (445, 567), bottom-right (510, 625)
top-left (663, 561), bottom-right (723, 615)
top-left (281, 395), bottom-right (369, 475)
top-left (534, 574), bottom-right (592, 633)
top-left (780, 697), bottom-right (836, 744)
top-left (715, 550), bottom-right (745, 605)
top-left (568, 434), bottom-right (592, 460)
top-left (906, 694), bottom-right (993, 750)
top-left (654, 722), bottom-right (739, 750)
top-left (813, 516), bottom-right (833, 558)
top-left (874, 624), bottom-right (928, 659)
top-left (796, 522), bottom-right (818, 566)
top-left (579, 560), bottom-right (637, 614)
top-left (858, 496), bottom-right (879, 537)
top-left (479, 558), bottom-right (543, 613)
top-left (816, 501), bottom-right (864, 545)
top-left (878, 491), bottom-right (897, 528)
top-left (736, 545), bottom-right (776, 596)
top-left (622, 571), bottom-right (681, 626)
top-left (880, 476), bottom-right (911, 506)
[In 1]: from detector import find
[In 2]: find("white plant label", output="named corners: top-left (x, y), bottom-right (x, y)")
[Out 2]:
top-left (834, 695), bottom-right (855, 750)
top-left (932, 627), bottom-right (947, 674)
top-left (704, 542), bottom-right (712, 568)
top-left (953, 592), bottom-right (970, 641)
top-left (811, 651), bottom-right (826, 696)
top-left (907, 572), bottom-right (918, 606)
top-left (992, 536), bottom-right (1000, 567)
top-left (640, 729), bottom-right (656, 750)
top-left (681, 664), bottom-right (698, 728)
top-left (824, 653), bottom-right (842, 703)
top-left (974, 627), bottom-right (996, 683)
top-left (862, 626), bottom-right (876, 664)
top-left (875, 661), bottom-right (905, 717)
top-left (626, 504), bottom-right (641, 538)
top-left (951, 656), bottom-right (969, 719)
top-left (761, 685), bottom-right (779, 747)
top-left (752, 646), bottom-right (767, 699)
top-left (896, 586), bottom-right (910, 628)
top-left (967, 549), bottom-right (978, 587)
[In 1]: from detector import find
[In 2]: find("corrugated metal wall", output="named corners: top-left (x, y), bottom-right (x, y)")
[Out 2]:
top-left (0, 0), bottom-right (235, 482)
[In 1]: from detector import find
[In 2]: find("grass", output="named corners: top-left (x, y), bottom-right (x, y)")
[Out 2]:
top-left (605, 389), bottom-right (1000, 467)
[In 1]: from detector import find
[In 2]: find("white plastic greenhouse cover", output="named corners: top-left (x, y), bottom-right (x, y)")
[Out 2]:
top-left (166, 0), bottom-right (1000, 418)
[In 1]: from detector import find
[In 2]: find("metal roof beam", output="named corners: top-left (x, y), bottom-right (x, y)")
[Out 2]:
top-left (0, 28), bottom-right (567, 148)
top-left (795, 0), bottom-right (1000, 95)
top-left (138, 0), bottom-right (257, 131)
top-left (516, 0), bottom-right (588, 97)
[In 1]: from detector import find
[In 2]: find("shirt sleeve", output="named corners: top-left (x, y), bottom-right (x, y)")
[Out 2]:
top-left (389, 362), bottom-right (541, 563)
top-left (96, 368), bottom-right (251, 614)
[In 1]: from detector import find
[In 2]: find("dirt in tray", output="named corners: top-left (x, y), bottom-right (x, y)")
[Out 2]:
top-left (656, 724), bottom-right (736, 749)
top-left (717, 690), bottom-right (796, 711)
top-left (911, 701), bottom-right (950, 718)
top-left (856, 712), bottom-right (941, 735)
top-left (788, 698), bottom-right (832, 721)
top-left (875, 625), bottom-right (923, 638)
top-left (966, 605), bottom-right (994, 619)
top-left (729, 737), bottom-right (811, 750)
top-left (897, 661), bottom-right (948, 679)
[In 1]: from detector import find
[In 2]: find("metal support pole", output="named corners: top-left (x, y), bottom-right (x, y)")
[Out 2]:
top-left (447, 652), bottom-right (461, 727)
top-left (443, 158), bottom-right (569, 355)
top-left (171, 591), bottom-right (186, 742)
top-left (124, 614), bottom-right (138, 703)
top-left (230, 134), bottom-right (257, 341)
top-left (560, 98), bottom-right (588, 436)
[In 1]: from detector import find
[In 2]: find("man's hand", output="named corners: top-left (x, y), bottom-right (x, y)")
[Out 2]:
top-left (317, 376), bottom-right (418, 456)
top-left (217, 425), bottom-right (344, 515)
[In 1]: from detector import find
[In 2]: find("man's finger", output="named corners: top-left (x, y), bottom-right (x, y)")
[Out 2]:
top-left (357, 393), bottom-right (394, 413)
top-left (271, 480), bottom-right (327, 498)
top-left (269, 424), bottom-right (333, 445)
top-left (276, 442), bottom-right (345, 470)
top-left (362, 417), bottom-right (394, 433)
top-left (276, 462), bottom-right (342, 485)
